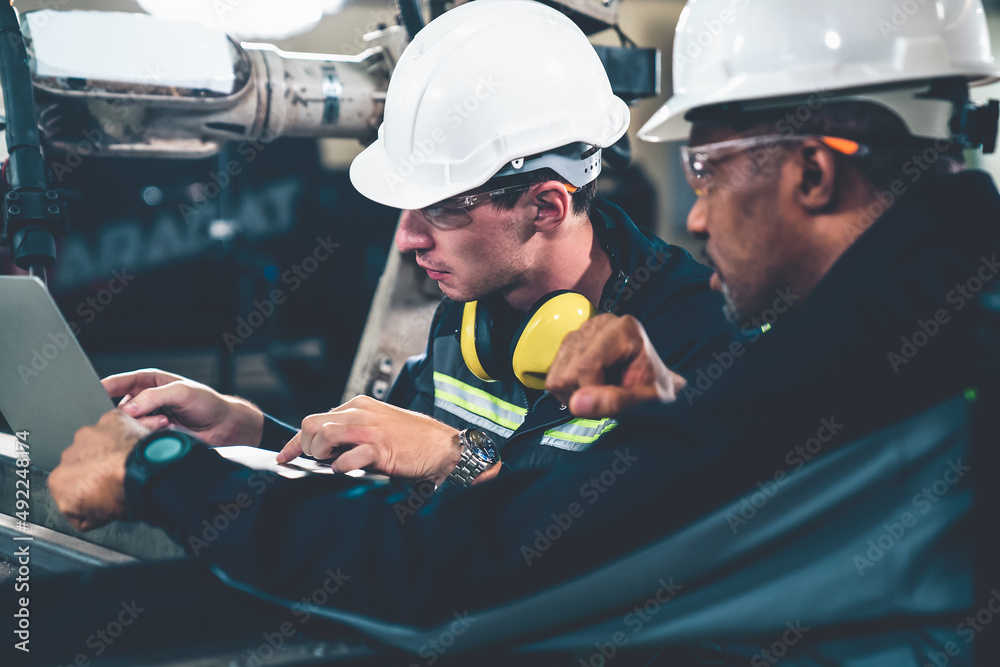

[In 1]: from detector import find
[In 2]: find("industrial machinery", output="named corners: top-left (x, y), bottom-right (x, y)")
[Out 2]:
top-left (0, 4), bottom-right (660, 662)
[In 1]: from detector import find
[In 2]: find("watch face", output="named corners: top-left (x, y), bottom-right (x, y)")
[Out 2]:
top-left (466, 429), bottom-right (498, 464)
top-left (142, 434), bottom-right (190, 464)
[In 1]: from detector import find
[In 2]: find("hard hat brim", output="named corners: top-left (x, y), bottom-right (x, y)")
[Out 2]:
top-left (637, 98), bottom-right (691, 144)
top-left (640, 66), bottom-right (1000, 145)
top-left (349, 135), bottom-right (468, 211)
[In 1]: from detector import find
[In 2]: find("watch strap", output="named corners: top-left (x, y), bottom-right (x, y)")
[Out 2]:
top-left (124, 430), bottom-right (198, 519)
top-left (444, 429), bottom-right (498, 489)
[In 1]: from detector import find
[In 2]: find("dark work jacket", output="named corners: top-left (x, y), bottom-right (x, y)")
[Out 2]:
top-left (258, 198), bottom-right (735, 461)
top-left (382, 197), bottom-right (736, 469)
top-left (136, 172), bottom-right (1000, 663)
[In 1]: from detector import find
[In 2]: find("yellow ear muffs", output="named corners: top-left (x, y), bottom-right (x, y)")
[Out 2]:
top-left (461, 291), bottom-right (525, 382)
top-left (461, 300), bottom-right (493, 382)
top-left (461, 291), bottom-right (595, 389)
top-left (511, 291), bottom-right (596, 390)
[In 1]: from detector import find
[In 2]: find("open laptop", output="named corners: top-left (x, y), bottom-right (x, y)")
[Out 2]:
top-left (0, 275), bottom-right (340, 477)
top-left (0, 276), bottom-right (114, 471)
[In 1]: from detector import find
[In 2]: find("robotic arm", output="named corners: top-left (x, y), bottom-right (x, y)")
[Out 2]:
top-left (0, 1), bottom-right (657, 279)
top-left (27, 9), bottom-right (405, 160)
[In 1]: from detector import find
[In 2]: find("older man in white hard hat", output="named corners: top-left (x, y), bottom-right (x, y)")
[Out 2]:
top-left (40, 1), bottom-right (1000, 666)
top-left (548, 0), bottom-right (1000, 412)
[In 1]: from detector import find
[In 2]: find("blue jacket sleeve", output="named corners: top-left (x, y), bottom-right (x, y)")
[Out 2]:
top-left (258, 413), bottom-right (299, 452)
top-left (138, 410), bottom-right (740, 629)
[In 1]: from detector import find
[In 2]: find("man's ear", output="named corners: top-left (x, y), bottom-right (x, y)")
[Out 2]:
top-left (790, 140), bottom-right (838, 213)
top-left (530, 181), bottom-right (573, 232)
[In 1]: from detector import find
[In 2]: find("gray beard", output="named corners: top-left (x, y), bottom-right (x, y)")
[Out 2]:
top-left (721, 283), bottom-right (742, 325)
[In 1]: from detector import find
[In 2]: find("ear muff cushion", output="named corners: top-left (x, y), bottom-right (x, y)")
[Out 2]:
top-left (508, 290), bottom-right (576, 358)
top-left (512, 291), bottom-right (596, 390)
top-left (461, 294), bottom-right (519, 382)
top-left (461, 301), bottom-right (492, 382)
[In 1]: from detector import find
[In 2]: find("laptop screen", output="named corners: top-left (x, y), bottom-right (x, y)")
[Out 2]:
top-left (0, 276), bottom-right (114, 471)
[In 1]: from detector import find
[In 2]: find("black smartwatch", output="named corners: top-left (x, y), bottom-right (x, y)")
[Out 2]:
top-left (124, 430), bottom-right (198, 519)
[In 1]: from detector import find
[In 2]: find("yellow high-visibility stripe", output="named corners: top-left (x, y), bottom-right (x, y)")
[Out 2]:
top-left (433, 372), bottom-right (616, 450)
top-left (543, 418), bottom-right (618, 445)
top-left (434, 389), bottom-right (524, 431)
top-left (433, 372), bottom-right (527, 416)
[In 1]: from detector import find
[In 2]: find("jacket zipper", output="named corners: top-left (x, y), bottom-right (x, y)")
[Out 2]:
top-left (499, 389), bottom-right (573, 455)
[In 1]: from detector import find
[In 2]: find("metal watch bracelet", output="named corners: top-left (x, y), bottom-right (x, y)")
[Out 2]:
top-left (443, 428), bottom-right (498, 489)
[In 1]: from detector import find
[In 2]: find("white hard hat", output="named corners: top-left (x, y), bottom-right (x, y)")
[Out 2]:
top-left (350, 0), bottom-right (630, 210)
top-left (639, 0), bottom-right (1000, 143)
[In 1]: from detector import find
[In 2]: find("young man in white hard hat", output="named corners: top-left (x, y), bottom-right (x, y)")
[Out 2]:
top-left (38, 1), bottom-right (1000, 665)
top-left (99, 0), bottom-right (734, 490)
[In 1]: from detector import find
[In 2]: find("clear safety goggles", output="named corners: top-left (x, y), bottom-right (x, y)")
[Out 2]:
top-left (681, 134), bottom-right (869, 197)
top-left (414, 182), bottom-right (577, 230)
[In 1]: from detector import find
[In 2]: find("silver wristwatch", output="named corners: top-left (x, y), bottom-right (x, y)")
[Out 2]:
top-left (444, 429), bottom-right (500, 488)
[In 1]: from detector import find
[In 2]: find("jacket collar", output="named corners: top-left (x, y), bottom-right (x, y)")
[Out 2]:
top-left (808, 170), bottom-right (1000, 309)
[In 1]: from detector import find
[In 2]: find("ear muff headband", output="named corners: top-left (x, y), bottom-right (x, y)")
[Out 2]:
top-left (462, 291), bottom-right (596, 388)
top-left (512, 291), bottom-right (596, 390)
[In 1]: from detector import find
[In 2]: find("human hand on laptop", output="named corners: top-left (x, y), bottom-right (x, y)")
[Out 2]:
top-left (275, 395), bottom-right (497, 486)
top-left (102, 369), bottom-right (265, 447)
top-left (546, 314), bottom-right (686, 418)
top-left (48, 409), bottom-right (149, 531)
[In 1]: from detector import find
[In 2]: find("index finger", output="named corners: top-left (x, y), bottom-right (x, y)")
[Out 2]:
top-left (101, 369), bottom-right (184, 399)
top-left (547, 316), bottom-right (638, 401)
top-left (276, 431), bottom-right (303, 464)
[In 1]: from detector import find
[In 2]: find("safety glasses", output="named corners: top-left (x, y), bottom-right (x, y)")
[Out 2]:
top-left (681, 134), bottom-right (870, 197)
top-left (415, 182), bottom-right (577, 229)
